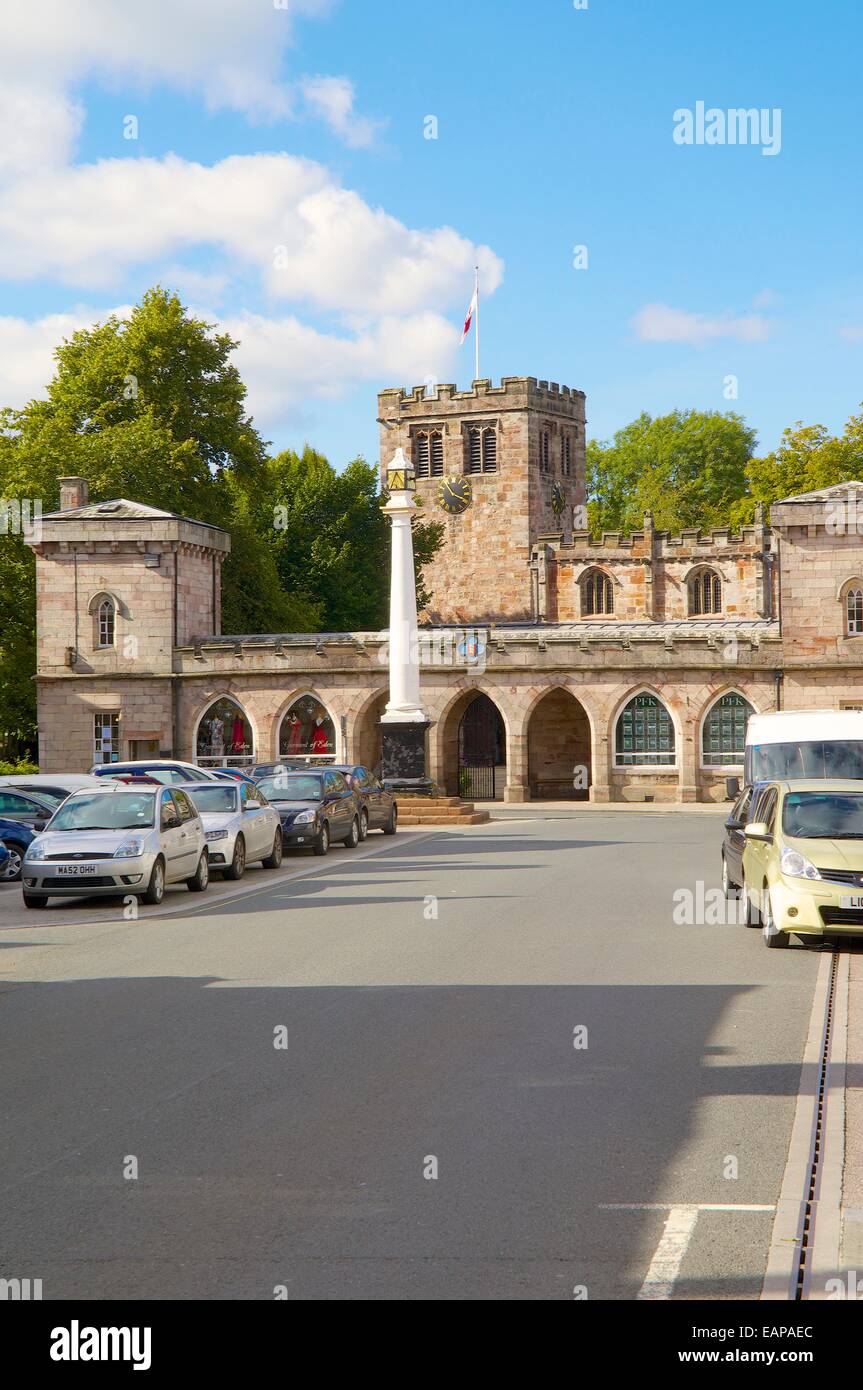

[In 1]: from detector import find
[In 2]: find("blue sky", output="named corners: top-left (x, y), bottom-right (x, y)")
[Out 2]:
top-left (1, 0), bottom-right (861, 470)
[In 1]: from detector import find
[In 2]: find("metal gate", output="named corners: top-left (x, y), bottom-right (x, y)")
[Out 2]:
top-left (458, 762), bottom-right (497, 800)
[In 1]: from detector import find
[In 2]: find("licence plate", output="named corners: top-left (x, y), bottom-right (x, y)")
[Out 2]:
top-left (56, 864), bottom-right (99, 877)
top-left (840, 895), bottom-right (863, 909)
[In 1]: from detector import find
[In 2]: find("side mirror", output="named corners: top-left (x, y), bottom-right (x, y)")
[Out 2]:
top-left (33, 820), bottom-right (46, 833)
top-left (744, 821), bottom-right (771, 842)
top-left (724, 817), bottom-right (741, 832)
top-left (725, 775), bottom-right (741, 801)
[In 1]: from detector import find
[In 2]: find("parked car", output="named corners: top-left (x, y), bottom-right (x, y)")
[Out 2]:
top-left (327, 765), bottom-right (397, 839)
top-left (255, 769), bottom-right (361, 855)
top-left (212, 768), bottom-right (259, 785)
top-left (0, 842), bottom-right (9, 877)
top-left (741, 778), bottom-right (863, 948)
top-left (89, 760), bottom-right (221, 784)
top-left (0, 817), bottom-right (36, 882)
top-left (22, 783), bottom-right (210, 908)
top-left (720, 782), bottom-right (766, 896)
top-left (178, 781), bottom-right (282, 878)
top-left (250, 763), bottom-right (289, 781)
top-left (0, 773), bottom-right (113, 807)
top-left (0, 786), bottom-right (57, 830)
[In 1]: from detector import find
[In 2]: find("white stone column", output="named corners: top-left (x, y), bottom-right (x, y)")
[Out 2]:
top-left (381, 448), bottom-right (426, 725)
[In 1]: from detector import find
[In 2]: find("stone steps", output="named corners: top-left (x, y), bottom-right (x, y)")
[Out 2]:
top-left (397, 796), bottom-right (490, 826)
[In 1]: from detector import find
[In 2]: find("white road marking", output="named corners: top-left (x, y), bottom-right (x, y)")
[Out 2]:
top-left (601, 1203), bottom-right (776, 1301)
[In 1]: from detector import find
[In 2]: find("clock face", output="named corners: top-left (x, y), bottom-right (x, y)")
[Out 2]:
top-left (551, 481), bottom-right (566, 515)
top-left (437, 475), bottom-right (472, 515)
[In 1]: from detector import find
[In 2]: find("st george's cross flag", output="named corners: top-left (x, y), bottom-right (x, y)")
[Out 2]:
top-left (460, 284), bottom-right (478, 344)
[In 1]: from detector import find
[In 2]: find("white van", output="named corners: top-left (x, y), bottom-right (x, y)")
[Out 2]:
top-left (744, 709), bottom-right (863, 785)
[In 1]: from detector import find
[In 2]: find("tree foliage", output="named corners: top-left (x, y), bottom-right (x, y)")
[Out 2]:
top-left (587, 409), bottom-right (758, 535)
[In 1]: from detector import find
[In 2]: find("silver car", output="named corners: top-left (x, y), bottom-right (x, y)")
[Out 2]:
top-left (177, 781), bottom-right (283, 879)
top-left (22, 783), bottom-right (209, 909)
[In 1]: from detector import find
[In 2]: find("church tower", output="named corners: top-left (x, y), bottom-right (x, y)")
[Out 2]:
top-left (377, 377), bottom-right (587, 623)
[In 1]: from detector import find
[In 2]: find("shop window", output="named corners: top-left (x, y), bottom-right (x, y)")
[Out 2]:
top-left (701, 692), bottom-right (754, 767)
top-left (614, 694), bottom-right (676, 766)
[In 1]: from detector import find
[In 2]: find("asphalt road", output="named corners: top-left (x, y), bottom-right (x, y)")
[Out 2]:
top-left (0, 812), bottom-right (821, 1300)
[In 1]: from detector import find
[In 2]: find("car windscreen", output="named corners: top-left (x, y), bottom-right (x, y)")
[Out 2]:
top-left (750, 740), bottom-right (863, 781)
top-left (257, 775), bottom-right (323, 802)
top-left (183, 786), bottom-right (237, 814)
top-left (14, 787), bottom-right (66, 806)
top-left (48, 792), bottom-right (158, 832)
top-left (782, 791), bottom-right (863, 839)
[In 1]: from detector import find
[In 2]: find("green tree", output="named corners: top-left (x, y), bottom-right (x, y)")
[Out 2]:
top-left (587, 409), bottom-right (758, 534)
top-left (733, 407), bottom-right (863, 525)
top-left (259, 447), bottom-right (444, 630)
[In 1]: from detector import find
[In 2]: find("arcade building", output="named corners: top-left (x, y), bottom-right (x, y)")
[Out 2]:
top-left (26, 376), bottom-right (863, 802)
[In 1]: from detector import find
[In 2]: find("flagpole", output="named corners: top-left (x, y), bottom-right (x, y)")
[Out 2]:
top-left (474, 264), bottom-right (480, 381)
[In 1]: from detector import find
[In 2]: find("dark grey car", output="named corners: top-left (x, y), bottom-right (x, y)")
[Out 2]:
top-left (255, 770), bottom-right (361, 856)
top-left (328, 765), bottom-right (398, 841)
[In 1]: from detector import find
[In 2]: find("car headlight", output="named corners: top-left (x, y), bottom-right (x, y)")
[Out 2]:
top-left (293, 810), bottom-right (316, 824)
top-left (114, 836), bottom-right (146, 859)
top-left (25, 840), bottom-right (46, 861)
top-left (780, 847), bottom-right (821, 880)
top-left (206, 829), bottom-right (229, 842)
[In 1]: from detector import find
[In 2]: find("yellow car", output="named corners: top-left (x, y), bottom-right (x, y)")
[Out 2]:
top-left (741, 779), bottom-right (863, 948)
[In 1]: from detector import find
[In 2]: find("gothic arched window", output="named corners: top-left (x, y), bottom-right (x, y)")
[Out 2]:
top-left (581, 569), bottom-right (614, 616)
top-left (688, 568), bottom-right (722, 616)
top-left (96, 597), bottom-right (115, 648)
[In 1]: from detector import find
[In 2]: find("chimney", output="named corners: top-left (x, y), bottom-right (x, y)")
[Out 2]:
top-left (58, 476), bottom-right (89, 511)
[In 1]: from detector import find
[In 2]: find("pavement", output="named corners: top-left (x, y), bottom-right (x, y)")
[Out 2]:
top-left (0, 809), bottom-right (859, 1300)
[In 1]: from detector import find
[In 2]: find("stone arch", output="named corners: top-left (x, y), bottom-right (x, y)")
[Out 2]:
top-left (610, 685), bottom-right (681, 769)
top-left (275, 690), bottom-right (339, 764)
top-left (434, 685), bottom-right (510, 799)
top-left (193, 693), bottom-right (257, 766)
top-left (526, 685), bottom-right (593, 799)
top-left (349, 685), bottom-right (389, 774)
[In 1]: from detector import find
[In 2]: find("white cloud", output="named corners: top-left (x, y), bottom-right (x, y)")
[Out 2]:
top-left (0, 151), bottom-right (504, 316)
top-left (0, 304), bottom-right (463, 428)
top-left (299, 76), bottom-right (382, 149)
top-left (632, 302), bottom-right (771, 347)
top-left (0, 0), bottom-right (377, 160)
top-left (752, 287), bottom-right (783, 310)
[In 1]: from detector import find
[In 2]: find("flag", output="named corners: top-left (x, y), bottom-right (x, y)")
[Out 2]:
top-left (460, 286), bottom-right (478, 344)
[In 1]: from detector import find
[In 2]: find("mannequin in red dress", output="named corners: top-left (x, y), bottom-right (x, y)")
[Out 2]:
top-left (231, 715), bottom-right (245, 753)
top-left (285, 713), bottom-right (303, 755)
top-left (311, 718), bottom-right (330, 756)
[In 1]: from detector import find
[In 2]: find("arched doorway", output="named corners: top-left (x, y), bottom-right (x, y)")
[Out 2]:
top-left (278, 694), bottom-right (337, 765)
top-left (457, 693), bottom-right (506, 800)
top-left (527, 688), bottom-right (591, 800)
top-left (353, 690), bottom-right (388, 775)
top-left (196, 696), bottom-right (254, 768)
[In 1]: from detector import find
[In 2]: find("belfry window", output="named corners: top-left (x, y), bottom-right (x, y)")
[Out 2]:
top-left (413, 430), bottom-right (443, 479)
top-left (466, 426), bottom-right (497, 474)
top-left (688, 569), bottom-right (722, 616)
top-left (540, 430), bottom-right (550, 474)
top-left (562, 435), bottom-right (572, 476)
top-left (581, 569), bottom-right (613, 616)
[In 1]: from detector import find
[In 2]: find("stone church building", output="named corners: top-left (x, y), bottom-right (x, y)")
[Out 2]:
top-left (27, 377), bottom-right (863, 801)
